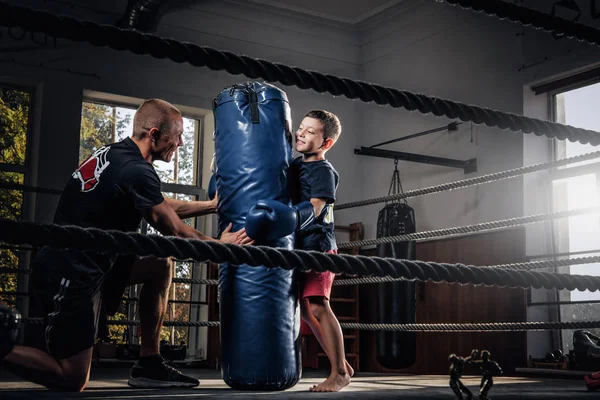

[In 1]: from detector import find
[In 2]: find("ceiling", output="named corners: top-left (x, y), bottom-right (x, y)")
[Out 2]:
top-left (242, 0), bottom-right (407, 24)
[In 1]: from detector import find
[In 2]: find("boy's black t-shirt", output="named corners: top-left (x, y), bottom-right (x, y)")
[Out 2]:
top-left (289, 156), bottom-right (339, 252)
top-left (47, 137), bottom-right (165, 276)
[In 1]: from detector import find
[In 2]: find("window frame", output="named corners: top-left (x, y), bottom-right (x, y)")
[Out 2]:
top-left (532, 81), bottom-right (600, 352)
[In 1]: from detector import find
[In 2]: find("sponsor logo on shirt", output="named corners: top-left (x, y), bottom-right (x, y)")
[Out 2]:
top-left (72, 147), bottom-right (111, 192)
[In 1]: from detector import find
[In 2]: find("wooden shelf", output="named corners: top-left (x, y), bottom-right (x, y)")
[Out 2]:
top-left (318, 352), bottom-right (358, 358)
top-left (331, 298), bottom-right (356, 303)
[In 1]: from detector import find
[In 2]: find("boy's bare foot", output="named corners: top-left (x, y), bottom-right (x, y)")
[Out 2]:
top-left (309, 372), bottom-right (351, 392)
top-left (345, 360), bottom-right (354, 377)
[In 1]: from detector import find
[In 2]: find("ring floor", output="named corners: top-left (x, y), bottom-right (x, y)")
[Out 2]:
top-left (0, 368), bottom-right (597, 399)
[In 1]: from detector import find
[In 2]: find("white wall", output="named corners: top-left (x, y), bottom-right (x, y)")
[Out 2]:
top-left (346, 0), bottom-right (527, 242)
top-left (342, 0), bottom-right (600, 359)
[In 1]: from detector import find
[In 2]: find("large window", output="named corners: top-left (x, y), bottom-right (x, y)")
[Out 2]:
top-left (79, 98), bottom-right (209, 360)
top-left (551, 82), bottom-right (600, 351)
top-left (0, 85), bottom-right (32, 306)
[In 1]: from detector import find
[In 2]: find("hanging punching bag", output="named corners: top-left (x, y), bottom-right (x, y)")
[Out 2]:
top-left (375, 162), bottom-right (417, 370)
top-left (213, 81), bottom-right (301, 390)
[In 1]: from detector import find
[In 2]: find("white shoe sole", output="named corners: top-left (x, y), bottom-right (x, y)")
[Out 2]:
top-left (128, 376), bottom-right (199, 388)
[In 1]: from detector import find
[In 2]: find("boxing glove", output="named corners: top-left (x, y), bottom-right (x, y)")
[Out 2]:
top-left (245, 200), bottom-right (315, 241)
top-left (208, 174), bottom-right (217, 200)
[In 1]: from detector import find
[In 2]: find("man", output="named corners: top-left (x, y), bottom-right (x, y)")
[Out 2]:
top-left (0, 98), bottom-right (250, 391)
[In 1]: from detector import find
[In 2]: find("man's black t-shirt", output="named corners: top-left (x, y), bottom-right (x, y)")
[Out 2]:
top-left (289, 156), bottom-right (339, 252)
top-left (41, 137), bottom-right (164, 278)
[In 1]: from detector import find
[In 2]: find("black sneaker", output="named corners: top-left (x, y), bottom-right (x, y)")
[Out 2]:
top-left (128, 355), bottom-right (199, 388)
top-left (0, 303), bottom-right (21, 360)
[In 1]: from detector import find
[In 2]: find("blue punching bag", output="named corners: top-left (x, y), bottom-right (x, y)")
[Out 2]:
top-left (213, 81), bottom-right (301, 390)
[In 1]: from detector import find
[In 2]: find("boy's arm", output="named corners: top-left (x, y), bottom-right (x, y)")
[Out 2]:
top-left (163, 195), bottom-right (218, 219)
top-left (309, 198), bottom-right (328, 217)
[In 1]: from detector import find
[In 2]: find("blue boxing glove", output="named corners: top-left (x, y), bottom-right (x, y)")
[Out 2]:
top-left (245, 200), bottom-right (315, 242)
top-left (208, 174), bottom-right (217, 200)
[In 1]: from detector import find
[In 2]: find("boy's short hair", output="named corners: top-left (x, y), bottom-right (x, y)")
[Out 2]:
top-left (305, 110), bottom-right (341, 142)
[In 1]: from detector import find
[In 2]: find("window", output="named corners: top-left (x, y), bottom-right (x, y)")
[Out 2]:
top-left (0, 85), bottom-right (33, 305)
top-left (550, 82), bottom-right (600, 351)
top-left (78, 98), bottom-right (209, 359)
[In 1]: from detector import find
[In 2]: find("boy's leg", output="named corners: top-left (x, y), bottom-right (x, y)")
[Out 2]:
top-left (305, 297), bottom-right (350, 392)
top-left (300, 298), bottom-right (354, 378)
top-left (300, 265), bottom-right (351, 392)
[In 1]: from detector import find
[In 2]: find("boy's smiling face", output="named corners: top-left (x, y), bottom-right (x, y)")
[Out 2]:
top-left (295, 116), bottom-right (325, 154)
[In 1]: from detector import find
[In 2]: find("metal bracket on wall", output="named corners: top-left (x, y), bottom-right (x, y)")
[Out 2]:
top-left (354, 147), bottom-right (477, 174)
top-left (355, 122), bottom-right (477, 174)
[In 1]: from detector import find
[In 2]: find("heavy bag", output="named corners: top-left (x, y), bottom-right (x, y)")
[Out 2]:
top-left (213, 81), bottom-right (301, 390)
top-left (375, 202), bottom-right (417, 369)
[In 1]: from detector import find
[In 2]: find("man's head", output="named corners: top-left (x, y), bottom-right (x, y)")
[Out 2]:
top-left (132, 99), bottom-right (184, 163)
top-left (481, 350), bottom-right (490, 361)
top-left (295, 109), bottom-right (341, 159)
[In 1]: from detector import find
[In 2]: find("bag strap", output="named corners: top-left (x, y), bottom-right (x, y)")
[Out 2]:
top-left (387, 158), bottom-right (407, 204)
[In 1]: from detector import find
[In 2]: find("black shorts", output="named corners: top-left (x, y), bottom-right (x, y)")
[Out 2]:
top-left (29, 248), bottom-right (136, 360)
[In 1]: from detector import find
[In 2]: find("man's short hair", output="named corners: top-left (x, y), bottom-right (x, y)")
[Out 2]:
top-left (133, 99), bottom-right (181, 139)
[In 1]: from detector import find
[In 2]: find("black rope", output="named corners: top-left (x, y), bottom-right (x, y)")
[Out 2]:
top-left (2, 218), bottom-right (600, 292)
top-left (441, 0), bottom-right (600, 47)
top-left (18, 317), bottom-right (600, 332)
top-left (0, 3), bottom-right (599, 145)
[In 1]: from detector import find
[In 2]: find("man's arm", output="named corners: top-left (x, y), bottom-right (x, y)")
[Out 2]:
top-left (141, 201), bottom-right (251, 244)
top-left (163, 196), bottom-right (217, 219)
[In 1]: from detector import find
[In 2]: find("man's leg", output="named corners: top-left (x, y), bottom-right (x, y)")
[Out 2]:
top-left (124, 256), bottom-right (199, 388)
top-left (1, 271), bottom-right (102, 392)
top-left (3, 346), bottom-right (93, 392)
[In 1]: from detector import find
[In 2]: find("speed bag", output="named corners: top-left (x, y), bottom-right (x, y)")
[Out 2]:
top-left (213, 81), bottom-right (301, 390)
top-left (375, 202), bottom-right (417, 369)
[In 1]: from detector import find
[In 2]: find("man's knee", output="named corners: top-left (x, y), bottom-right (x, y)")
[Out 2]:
top-left (129, 256), bottom-right (173, 286)
top-left (58, 374), bottom-right (89, 392)
top-left (57, 348), bottom-right (93, 392)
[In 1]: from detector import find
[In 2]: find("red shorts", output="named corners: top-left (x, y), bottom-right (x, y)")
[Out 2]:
top-left (300, 249), bottom-right (337, 300)
top-left (300, 249), bottom-right (337, 336)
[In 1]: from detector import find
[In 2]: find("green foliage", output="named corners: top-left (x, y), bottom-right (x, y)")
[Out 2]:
top-left (0, 88), bottom-right (29, 304)
top-left (79, 102), bottom-right (132, 162)
top-left (0, 88), bottom-right (29, 165)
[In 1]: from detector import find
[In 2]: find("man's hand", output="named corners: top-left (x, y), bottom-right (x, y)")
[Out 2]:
top-left (210, 190), bottom-right (219, 212)
top-left (220, 222), bottom-right (255, 245)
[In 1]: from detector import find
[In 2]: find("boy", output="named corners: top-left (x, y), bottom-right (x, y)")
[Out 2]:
top-left (244, 109), bottom-right (352, 392)
top-left (290, 109), bottom-right (352, 392)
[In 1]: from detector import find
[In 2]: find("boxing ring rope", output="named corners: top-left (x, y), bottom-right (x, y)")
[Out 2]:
top-left (1, 3), bottom-right (600, 145)
top-left (337, 206), bottom-right (600, 249)
top-left (2, 251), bottom-right (599, 284)
top-left (335, 150), bottom-right (600, 210)
top-left (439, 0), bottom-right (600, 48)
top-left (2, 218), bottom-right (600, 292)
top-left (15, 317), bottom-right (600, 333)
